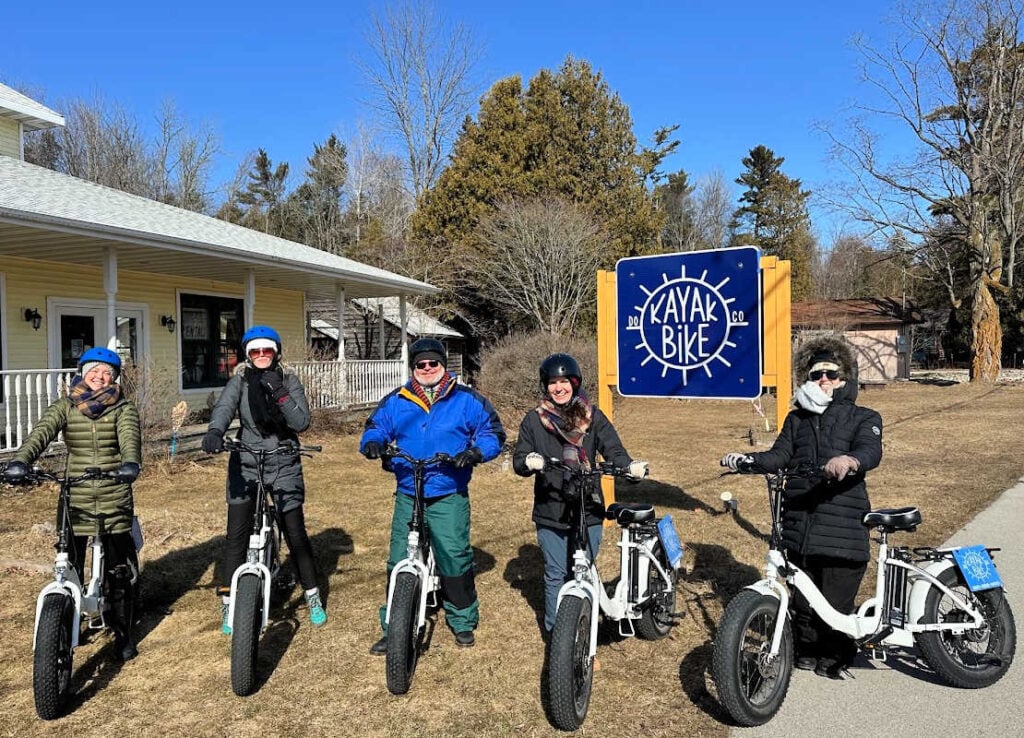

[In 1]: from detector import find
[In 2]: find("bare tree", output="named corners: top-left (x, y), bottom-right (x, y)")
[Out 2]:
top-left (473, 198), bottom-right (605, 335)
top-left (691, 170), bottom-right (734, 250)
top-left (357, 0), bottom-right (483, 199)
top-left (824, 0), bottom-right (1024, 380)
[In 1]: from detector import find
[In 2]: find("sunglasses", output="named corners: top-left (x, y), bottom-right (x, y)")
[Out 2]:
top-left (809, 369), bottom-right (840, 381)
top-left (414, 360), bottom-right (441, 370)
top-left (248, 347), bottom-right (276, 358)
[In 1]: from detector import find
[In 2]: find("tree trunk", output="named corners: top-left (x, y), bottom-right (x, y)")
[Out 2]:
top-left (969, 277), bottom-right (1002, 382)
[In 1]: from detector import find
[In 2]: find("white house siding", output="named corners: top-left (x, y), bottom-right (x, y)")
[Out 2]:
top-left (0, 118), bottom-right (20, 158)
top-left (846, 329), bottom-right (898, 383)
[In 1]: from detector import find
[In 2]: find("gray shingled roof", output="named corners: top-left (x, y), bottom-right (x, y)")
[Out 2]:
top-left (0, 82), bottom-right (65, 130)
top-left (310, 297), bottom-right (462, 339)
top-left (0, 156), bottom-right (436, 300)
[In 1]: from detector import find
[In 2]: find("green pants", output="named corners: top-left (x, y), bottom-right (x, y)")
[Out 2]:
top-left (379, 490), bottom-right (479, 634)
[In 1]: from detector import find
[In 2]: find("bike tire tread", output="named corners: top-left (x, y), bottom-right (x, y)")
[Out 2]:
top-left (385, 572), bottom-right (421, 695)
top-left (33, 593), bottom-right (75, 720)
top-left (230, 575), bottom-right (263, 697)
top-left (547, 595), bottom-right (592, 731)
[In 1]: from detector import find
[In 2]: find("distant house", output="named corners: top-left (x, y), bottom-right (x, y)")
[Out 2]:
top-left (0, 82), bottom-right (435, 449)
top-left (791, 297), bottom-right (923, 383)
top-left (308, 296), bottom-right (466, 376)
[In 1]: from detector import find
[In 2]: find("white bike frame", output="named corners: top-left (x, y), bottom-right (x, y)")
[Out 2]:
top-left (227, 508), bottom-right (277, 633)
top-left (752, 539), bottom-right (988, 659)
top-left (385, 528), bottom-right (441, 633)
top-left (556, 522), bottom-right (675, 658)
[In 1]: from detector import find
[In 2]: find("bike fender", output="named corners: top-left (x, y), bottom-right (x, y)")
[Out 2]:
top-left (33, 583), bottom-right (81, 651)
top-left (905, 557), bottom-right (984, 627)
top-left (229, 564), bottom-right (272, 632)
top-left (744, 579), bottom-right (784, 600)
top-left (385, 558), bottom-right (431, 625)
top-left (556, 580), bottom-right (601, 659)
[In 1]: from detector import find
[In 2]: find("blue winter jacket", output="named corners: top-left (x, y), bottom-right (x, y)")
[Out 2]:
top-left (360, 374), bottom-right (506, 498)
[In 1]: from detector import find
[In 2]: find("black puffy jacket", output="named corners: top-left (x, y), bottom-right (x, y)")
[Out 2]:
top-left (751, 340), bottom-right (883, 562)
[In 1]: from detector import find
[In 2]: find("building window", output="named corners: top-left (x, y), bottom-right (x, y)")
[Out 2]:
top-left (180, 293), bottom-right (243, 389)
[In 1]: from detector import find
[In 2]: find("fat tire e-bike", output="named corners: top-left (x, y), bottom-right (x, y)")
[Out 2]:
top-left (542, 457), bottom-right (685, 731)
top-left (222, 438), bottom-right (321, 697)
top-left (378, 448), bottom-right (453, 695)
top-left (5, 464), bottom-right (139, 720)
top-left (712, 463), bottom-right (1016, 727)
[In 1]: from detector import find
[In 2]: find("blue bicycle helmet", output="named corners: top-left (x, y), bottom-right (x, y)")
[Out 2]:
top-left (78, 346), bottom-right (122, 378)
top-left (241, 325), bottom-right (282, 359)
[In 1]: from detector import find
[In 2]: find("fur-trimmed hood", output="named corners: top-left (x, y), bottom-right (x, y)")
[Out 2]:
top-left (793, 334), bottom-right (858, 403)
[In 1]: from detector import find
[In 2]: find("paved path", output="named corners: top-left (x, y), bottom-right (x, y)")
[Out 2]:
top-left (732, 479), bottom-right (1024, 738)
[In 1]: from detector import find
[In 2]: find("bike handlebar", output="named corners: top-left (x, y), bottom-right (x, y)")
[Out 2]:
top-left (1, 465), bottom-right (120, 486)
top-left (540, 456), bottom-right (632, 479)
top-left (222, 439), bottom-right (322, 456)
top-left (380, 447), bottom-right (453, 467)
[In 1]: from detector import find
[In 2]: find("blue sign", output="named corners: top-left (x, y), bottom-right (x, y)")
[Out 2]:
top-left (616, 247), bottom-right (762, 399)
top-left (952, 545), bottom-right (1004, 592)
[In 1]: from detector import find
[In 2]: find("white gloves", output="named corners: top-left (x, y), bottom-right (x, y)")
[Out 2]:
top-left (627, 460), bottom-right (649, 480)
top-left (825, 454), bottom-right (859, 480)
top-left (525, 452), bottom-right (545, 472)
top-left (720, 452), bottom-right (754, 471)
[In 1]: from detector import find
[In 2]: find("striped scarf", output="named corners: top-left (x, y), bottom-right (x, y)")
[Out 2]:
top-left (410, 372), bottom-right (453, 409)
top-left (69, 375), bottom-right (122, 419)
top-left (536, 391), bottom-right (594, 470)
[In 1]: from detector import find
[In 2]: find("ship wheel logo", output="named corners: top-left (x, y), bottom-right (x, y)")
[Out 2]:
top-left (624, 264), bottom-right (751, 387)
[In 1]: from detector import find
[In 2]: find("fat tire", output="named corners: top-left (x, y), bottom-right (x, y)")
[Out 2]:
top-left (915, 566), bottom-right (1016, 688)
top-left (547, 594), bottom-right (593, 731)
top-left (33, 593), bottom-right (75, 720)
top-left (230, 574), bottom-right (263, 697)
top-left (386, 572), bottom-right (422, 695)
top-left (635, 543), bottom-right (677, 640)
top-left (711, 590), bottom-right (793, 727)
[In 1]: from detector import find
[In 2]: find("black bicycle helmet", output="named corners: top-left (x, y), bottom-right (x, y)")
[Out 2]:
top-left (409, 337), bottom-right (447, 368)
top-left (539, 353), bottom-right (582, 395)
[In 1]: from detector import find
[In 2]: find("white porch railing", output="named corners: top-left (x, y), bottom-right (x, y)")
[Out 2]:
top-left (292, 359), bottom-right (403, 411)
top-left (1, 369), bottom-right (77, 452)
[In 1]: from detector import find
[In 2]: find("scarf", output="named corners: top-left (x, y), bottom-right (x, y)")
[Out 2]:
top-left (794, 380), bottom-right (833, 415)
top-left (69, 375), bottom-right (122, 420)
top-left (246, 368), bottom-right (286, 436)
top-left (409, 372), bottom-right (453, 409)
top-left (536, 391), bottom-right (594, 470)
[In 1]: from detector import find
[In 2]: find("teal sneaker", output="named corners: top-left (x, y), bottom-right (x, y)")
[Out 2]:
top-left (307, 592), bottom-right (327, 627)
top-left (221, 602), bottom-right (232, 635)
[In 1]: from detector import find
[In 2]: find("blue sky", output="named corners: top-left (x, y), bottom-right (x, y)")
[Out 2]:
top-left (0, 0), bottom-right (907, 244)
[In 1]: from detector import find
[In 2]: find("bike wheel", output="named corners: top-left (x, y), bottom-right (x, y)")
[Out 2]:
top-left (915, 566), bottom-right (1016, 688)
top-left (386, 571), bottom-right (422, 695)
top-left (711, 589), bottom-right (793, 727)
top-left (33, 593), bottom-right (75, 720)
top-left (547, 594), bottom-right (594, 731)
top-left (230, 574), bottom-right (263, 697)
top-left (635, 543), bottom-right (677, 640)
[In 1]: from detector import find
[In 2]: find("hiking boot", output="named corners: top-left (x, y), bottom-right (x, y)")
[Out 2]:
top-left (454, 630), bottom-right (475, 648)
top-left (221, 602), bottom-right (232, 636)
top-left (795, 656), bottom-right (817, 671)
top-left (307, 592), bottom-right (327, 627)
top-left (369, 636), bottom-right (388, 655)
top-left (814, 659), bottom-right (849, 680)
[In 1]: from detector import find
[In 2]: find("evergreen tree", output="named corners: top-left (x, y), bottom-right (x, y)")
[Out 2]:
top-left (237, 149), bottom-right (291, 235)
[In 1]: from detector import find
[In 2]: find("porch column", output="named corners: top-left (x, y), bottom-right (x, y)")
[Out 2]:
top-left (399, 295), bottom-right (409, 383)
top-left (103, 247), bottom-right (117, 349)
top-left (378, 302), bottom-right (386, 359)
top-left (337, 287), bottom-right (348, 409)
top-left (245, 269), bottom-right (256, 327)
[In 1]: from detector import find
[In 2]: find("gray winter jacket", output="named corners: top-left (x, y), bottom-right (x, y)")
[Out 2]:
top-left (207, 363), bottom-right (311, 511)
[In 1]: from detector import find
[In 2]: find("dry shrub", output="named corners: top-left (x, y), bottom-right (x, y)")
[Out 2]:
top-left (119, 360), bottom-right (188, 461)
top-left (476, 330), bottom-right (597, 426)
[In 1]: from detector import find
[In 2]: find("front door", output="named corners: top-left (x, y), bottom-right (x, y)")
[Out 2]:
top-left (47, 300), bottom-right (147, 370)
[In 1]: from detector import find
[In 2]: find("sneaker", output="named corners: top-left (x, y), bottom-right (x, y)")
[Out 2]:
top-left (306, 592), bottom-right (327, 627)
top-left (795, 656), bottom-right (817, 671)
top-left (369, 636), bottom-right (388, 655)
top-left (454, 630), bottom-right (475, 648)
top-left (221, 602), bottom-right (232, 636)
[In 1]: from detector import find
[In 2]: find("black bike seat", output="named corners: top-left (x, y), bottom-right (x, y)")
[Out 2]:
top-left (606, 502), bottom-right (655, 525)
top-left (863, 507), bottom-right (921, 531)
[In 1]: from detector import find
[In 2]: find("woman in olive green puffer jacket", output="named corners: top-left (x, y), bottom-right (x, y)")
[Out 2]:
top-left (4, 347), bottom-right (143, 661)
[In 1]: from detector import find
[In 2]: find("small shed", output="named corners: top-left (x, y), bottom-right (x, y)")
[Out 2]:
top-left (791, 297), bottom-right (923, 383)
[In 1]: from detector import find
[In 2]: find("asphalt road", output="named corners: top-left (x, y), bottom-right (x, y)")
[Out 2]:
top-left (731, 479), bottom-right (1024, 738)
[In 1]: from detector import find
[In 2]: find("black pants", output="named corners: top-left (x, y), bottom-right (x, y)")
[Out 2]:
top-left (223, 499), bottom-right (318, 591)
top-left (70, 531), bottom-right (138, 595)
top-left (788, 552), bottom-right (866, 667)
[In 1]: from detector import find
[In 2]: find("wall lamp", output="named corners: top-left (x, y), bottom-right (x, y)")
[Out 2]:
top-left (24, 307), bottom-right (42, 331)
top-left (160, 315), bottom-right (177, 333)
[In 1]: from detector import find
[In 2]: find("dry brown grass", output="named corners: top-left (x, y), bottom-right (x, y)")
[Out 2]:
top-left (1, 380), bottom-right (1022, 737)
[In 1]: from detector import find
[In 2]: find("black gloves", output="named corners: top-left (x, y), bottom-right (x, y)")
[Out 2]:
top-left (362, 441), bottom-right (384, 460)
top-left (115, 462), bottom-right (140, 483)
top-left (2, 460), bottom-right (28, 483)
top-left (453, 447), bottom-right (483, 468)
top-left (202, 430), bottom-right (224, 454)
top-left (260, 369), bottom-right (288, 401)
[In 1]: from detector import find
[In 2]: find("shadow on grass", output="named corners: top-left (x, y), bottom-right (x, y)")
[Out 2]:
top-left (503, 543), bottom-right (546, 635)
top-left (308, 526), bottom-right (355, 609)
top-left (614, 478), bottom-right (719, 516)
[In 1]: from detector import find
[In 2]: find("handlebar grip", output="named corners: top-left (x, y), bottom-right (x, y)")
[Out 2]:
top-left (303, 445), bottom-right (323, 452)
